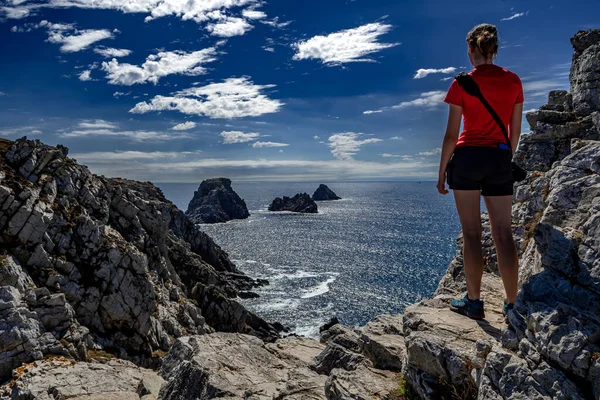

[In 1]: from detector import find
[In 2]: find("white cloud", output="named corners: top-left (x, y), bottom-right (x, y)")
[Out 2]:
top-left (78, 119), bottom-right (118, 129)
top-left (392, 91), bottom-right (446, 110)
top-left (78, 70), bottom-right (92, 81)
top-left (263, 47), bottom-right (275, 52)
top-left (414, 67), bottom-right (456, 79)
top-left (60, 128), bottom-right (191, 141)
top-left (440, 77), bottom-right (453, 82)
top-left (206, 16), bottom-right (253, 37)
top-left (48, 28), bottom-right (114, 53)
top-left (313, 135), bottom-right (320, 140)
top-left (0, 92), bottom-right (6, 96)
top-left (390, 136), bottom-right (404, 140)
top-left (72, 155), bottom-right (438, 182)
top-left (417, 148), bottom-right (441, 156)
top-left (130, 77), bottom-right (283, 119)
top-left (70, 150), bottom-right (201, 162)
top-left (13, 20), bottom-right (114, 53)
top-left (292, 22), bottom-right (399, 65)
top-left (221, 130), bottom-right (260, 144)
top-left (501, 11), bottom-right (528, 21)
top-left (381, 153), bottom-right (400, 158)
top-left (102, 48), bottom-right (217, 85)
top-left (113, 91), bottom-right (131, 97)
top-left (242, 9), bottom-right (267, 20)
top-left (0, 126), bottom-right (42, 136)
top-left (94, 47), bottom-right (132, 58)
top-left (171, 121), bottom-right (197, 131)
top-left (523, 79), bottom-right (566, 97)
top-left (328, 132), bottom-right (383, 160)
top-left (261, 17), bottom-right (292, 28)
top-left (2, 0), bottom-right (265, 29)
top-left (252, 141), bottom-right (289, 148)
top-left (365, 91), bottom-right (447, 114)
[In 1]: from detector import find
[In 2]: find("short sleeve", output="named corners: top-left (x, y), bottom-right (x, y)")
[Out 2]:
top-left (515, 75), bottom-right (524, 104)
top-left (444, 80), bottom-right (463, 107)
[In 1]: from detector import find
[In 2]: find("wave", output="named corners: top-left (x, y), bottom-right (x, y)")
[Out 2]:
top-left (300, 276), bottom-right (337, 299)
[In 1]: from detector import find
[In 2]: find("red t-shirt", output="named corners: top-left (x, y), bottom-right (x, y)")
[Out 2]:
top-left (444, 64), bottom-right (524, 148)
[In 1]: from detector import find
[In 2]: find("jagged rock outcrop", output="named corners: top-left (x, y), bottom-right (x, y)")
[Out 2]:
top-left (399, 28), bottom-right (600, 399)
top-left (0, 137), bottom-right (278, 384)
top-left (2, 356), bottom-right (164, 400)
top-left (312, 185), bottom-right (341, 201)
top-left (268, 193), bottom-right (318, 213)
top-left (185, 178), bottom-right (250, 224)
top-left (158, 316), bottom-right (406, 400)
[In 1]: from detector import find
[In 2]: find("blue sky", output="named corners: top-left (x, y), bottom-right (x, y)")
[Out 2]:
top-left (0, 0), bottom-right (598, 182)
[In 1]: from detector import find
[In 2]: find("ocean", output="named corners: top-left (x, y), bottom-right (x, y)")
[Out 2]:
top-left (157, 181), bottom-right (461, 338)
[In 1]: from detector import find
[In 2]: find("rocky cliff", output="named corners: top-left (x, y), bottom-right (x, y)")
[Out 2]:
top-left (0, 137), bottom-right (279, 389)
top-left (2, 29), bottom-right (600, 400)
top-left (186, 178), bottom-right (250, 224)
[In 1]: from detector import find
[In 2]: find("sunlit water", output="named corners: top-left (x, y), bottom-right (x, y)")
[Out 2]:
top-left (158, 181), bottom-right (461, 337)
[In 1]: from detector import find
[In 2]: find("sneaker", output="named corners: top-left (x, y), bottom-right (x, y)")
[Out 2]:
top-left (503, 301), bottom-right (514, 323)
top-left (449, 295), bottom-right (485, 319)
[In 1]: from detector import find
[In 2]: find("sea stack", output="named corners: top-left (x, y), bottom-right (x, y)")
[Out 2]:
top-left (312, 184), bottom-right (341, 201)
top-left (268, 193), bottom-right (318, 213)
top-left (186, 178), bottom-right (250, 224)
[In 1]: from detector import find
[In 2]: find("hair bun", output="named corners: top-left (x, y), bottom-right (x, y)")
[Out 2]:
top-left (467, 23), bottom-right (499, 58)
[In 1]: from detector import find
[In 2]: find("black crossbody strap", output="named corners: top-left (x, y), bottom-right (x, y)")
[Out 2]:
top-left (454, 72), bottom-right (513, 154)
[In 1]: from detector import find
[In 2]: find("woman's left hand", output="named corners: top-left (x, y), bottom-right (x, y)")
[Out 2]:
top-left (437, 171), bottom-right (449, 195)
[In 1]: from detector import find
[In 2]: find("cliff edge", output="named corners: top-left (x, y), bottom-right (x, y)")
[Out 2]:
top-left (0, 137), bottom-right (279, 395)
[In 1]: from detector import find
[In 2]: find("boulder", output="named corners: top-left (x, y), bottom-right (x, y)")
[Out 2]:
top-left (185, 178), bottom-right (250, 224)
top-left (3, 357), bottom-right (164, 400)
top-left (268, 193), bottom-right (318, 213)
top-left (159, 333), bottom-right (327, 400)
top-left (312, 185), bottom-right (341, 201)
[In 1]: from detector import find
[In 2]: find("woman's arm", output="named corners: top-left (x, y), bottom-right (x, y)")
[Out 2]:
top-left (509, 103), bottom-right (523, 152)
top-left (437, 104), bottom-right (462, 195)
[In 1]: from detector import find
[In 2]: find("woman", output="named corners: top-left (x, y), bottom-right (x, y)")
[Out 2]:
top-left (436, 23), bottom-right (523, 321)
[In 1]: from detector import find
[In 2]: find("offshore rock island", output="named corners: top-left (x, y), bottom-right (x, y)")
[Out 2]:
top-left (312, 184), bottom-right (341, 201)
top-left (268, 193), bottom-right (319, 213)
top-left (185, 178), bottom-right (250, 224)
top-left (0, 28), bottom-right (599, 399)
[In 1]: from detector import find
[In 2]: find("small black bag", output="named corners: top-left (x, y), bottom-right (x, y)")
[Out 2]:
top-left (454, 72), bottom-right (527, 183)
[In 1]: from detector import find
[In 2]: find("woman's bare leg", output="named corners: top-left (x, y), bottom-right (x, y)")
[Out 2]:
top-left (453, 190), bottom-right (484, 300)
top-left (484, 195), bottom-right (518, 303)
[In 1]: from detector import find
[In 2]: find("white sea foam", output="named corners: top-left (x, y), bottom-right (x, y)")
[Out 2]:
top-left (254, 298), bottom-right (301, 312)
top-left (271, 270), bottom-right (320, 280)
top-left (292, 324), bottom-right (321, 339)
top-left (300, 276), bottom-right (337, 299)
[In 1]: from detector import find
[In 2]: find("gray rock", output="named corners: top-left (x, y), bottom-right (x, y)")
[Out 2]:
top-left (269, 193), bottom-right (318, 213)
top-left (159, 334), bottom-right (327, 399)
top-left (324, 364), bottom-right (400, 400)
top-left (312, 185), bottom-right (341, 201)
top-left (185, 178), bottom-right (250, 224)
top-left (5, 357), bottom-right (164, 400)
top-left (570, 29), bottom-right (600, 116)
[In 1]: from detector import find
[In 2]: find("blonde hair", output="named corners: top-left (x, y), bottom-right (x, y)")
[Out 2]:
top-left (466, 24), bottom-right (499, 59)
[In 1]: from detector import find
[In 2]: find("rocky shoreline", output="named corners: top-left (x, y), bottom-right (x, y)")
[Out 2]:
top-left (1, 29), bottom-right (600, 399)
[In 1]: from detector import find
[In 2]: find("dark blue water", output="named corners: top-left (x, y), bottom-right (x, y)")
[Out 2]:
top-left (158, 181), bottom-right (461, 337)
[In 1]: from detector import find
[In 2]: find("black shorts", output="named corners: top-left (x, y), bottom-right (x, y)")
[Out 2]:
top-left (447, 146), bottom-right (513, 196)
